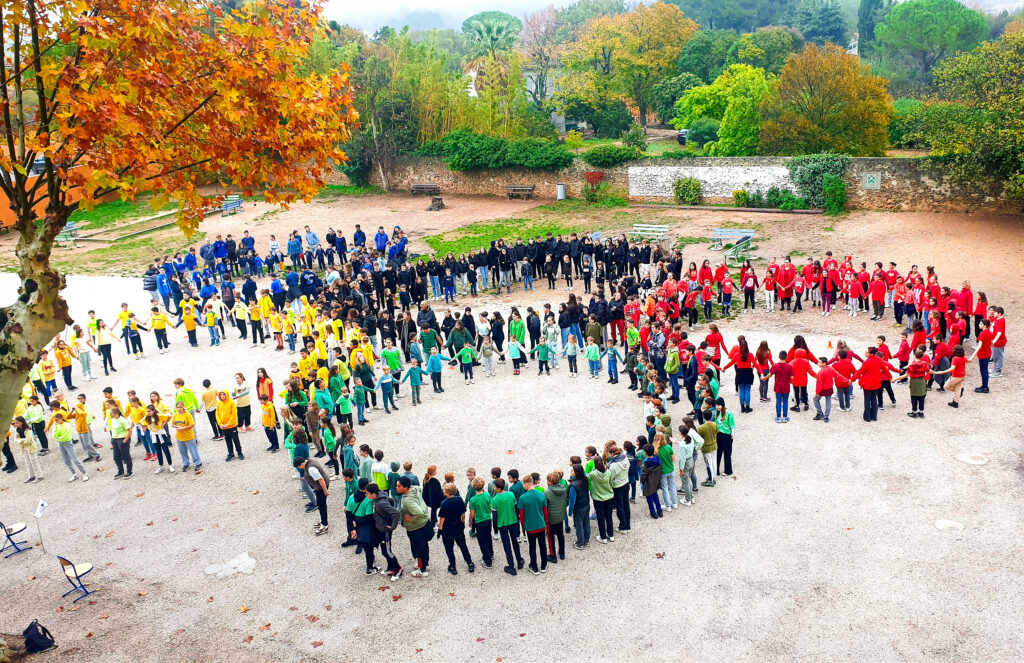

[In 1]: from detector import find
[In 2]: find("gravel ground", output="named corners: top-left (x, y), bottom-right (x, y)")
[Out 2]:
top-left (1, 272), bottom-right (1022, 662)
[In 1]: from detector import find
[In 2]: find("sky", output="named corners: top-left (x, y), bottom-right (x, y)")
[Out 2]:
top-left (322, 0), bottom-right (575, 32)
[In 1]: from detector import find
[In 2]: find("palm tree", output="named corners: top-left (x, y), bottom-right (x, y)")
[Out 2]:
top-left (463, 15), bottom-right (521, 95)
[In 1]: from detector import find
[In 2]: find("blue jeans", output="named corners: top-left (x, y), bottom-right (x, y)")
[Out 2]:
top-left (356, 402), bottom-right (366, 423)
top-left (588, 359), bottom-right (601, 377)
top-left (738, 383), bottom-right (751, 407)
top-left (207, 326), bottom-right (220, 345)
top-left (135, 426), bottom-right (154, 455)
top-left (176, 438), bottom-right (202, 466)
top-left (669, 373), bottom-right (680, 400)
top-left (978, 358), bottom-right (990, 389)
top-left (572, 508), bottom-right (591, 546)
top-left (523, 274), bottom-right (533, 290)
top-left (560, 328), bottom-right (570, 347)
top-left (430, 275), bottom-right (441, 298)
top-left (479, 266), bottom-right (489, 290)
top-left (444, 286), bottom-right (455, 303)
top-left (569, 324), bottom-right (583, 346)
top-left (775, 392), bottom-right (789, 419)
top-left (837, 386), bottom-right (853, 409)
top-left (286, 333), bottom-right (296, 352)
top-left (659, 473), bottom-right (678, 508)
top-left (608, 362), bottom-right (618, 381)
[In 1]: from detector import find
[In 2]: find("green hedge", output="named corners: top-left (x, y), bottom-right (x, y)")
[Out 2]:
top-left (416, 130), bottom-right (574, 171)
top-left (581, 145), bottom-right (642, 167)
top-left (822, 173), bottom-right (846, 215)
top-left (788, 154), bottom-right (850, 208)
top-left (746, 186), bottom-right (807, 210)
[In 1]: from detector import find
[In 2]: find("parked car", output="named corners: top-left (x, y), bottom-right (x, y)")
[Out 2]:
top-left (676, 129), bottom-right (689, 145)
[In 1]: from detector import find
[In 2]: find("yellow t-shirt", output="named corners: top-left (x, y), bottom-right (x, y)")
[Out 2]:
top-left (150, 313), bottom-right (170, 330)
top-left (205, 310), bottom-right (218, 327)
top-left (172, 411), bottom-right (195, 441)
top-left (248, 303), bottom-right (262, 322)
top-left (259, 295), bottom-right (274, 318)
top-left (201, 388), bottom-right (219, 411)
top-left (269, 314), bottom-right (283, 333)
top-left (314, 339), bottom-right (327, 361)
top-left (261, 402), bottom-right (277, 428)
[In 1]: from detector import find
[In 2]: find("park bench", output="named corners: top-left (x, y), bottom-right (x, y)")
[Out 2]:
top-left (220, 195), bottom-right (242, 217)
top-left (506, 184), bottom-right (535, 200)
top-left (55, 220), bottom-right (80, 249)
top-left (712, 227), bottom-right (756, 265)
top-left (631, 223), bottom-right (670, 241)
top-left (411, 183), bottom-right (440, 196)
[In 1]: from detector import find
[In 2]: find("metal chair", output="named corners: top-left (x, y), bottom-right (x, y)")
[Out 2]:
top-left (1, 520), bottom-right (31, 558)
top-left (58, 556), bottom-right (96, 602)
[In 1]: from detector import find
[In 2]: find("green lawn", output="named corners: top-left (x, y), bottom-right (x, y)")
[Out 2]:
top-left (69, 196), bottom-right (177, 232)
top-left (54, 231), bottom-right (205, 275)
top-left (314, 184), bottom-right (384, 201)
top-left (421, 218), bottom-right (593, 257)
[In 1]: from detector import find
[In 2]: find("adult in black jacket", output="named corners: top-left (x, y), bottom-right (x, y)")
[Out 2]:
top-left (569, 235), bottom-right (583, 277)
top-left (416, 303), bottom-right (437, 332)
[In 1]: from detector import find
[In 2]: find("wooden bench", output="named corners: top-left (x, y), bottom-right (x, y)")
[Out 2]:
top-left (55, 221), bottom-right (80, 249)
top-left (411, 183), bottom-right (440, 196)
top-left (506, 184), bottom-right (535, 200)
top-left (221, 195), bottom-right (242, 217)
top-left (712, 227), bottom-right (756, 265)
top-left (631, 223), bottom-right (670, 241)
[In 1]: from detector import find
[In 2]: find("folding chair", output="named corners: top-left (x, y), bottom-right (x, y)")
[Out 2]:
top-left (1, 520), bottom-right (31, 558)
top-left (58, 556), bottom-right (96, 602)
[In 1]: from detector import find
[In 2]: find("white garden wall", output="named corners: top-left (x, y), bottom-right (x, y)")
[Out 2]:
top-left (628, 161), bottom-right (793, 198)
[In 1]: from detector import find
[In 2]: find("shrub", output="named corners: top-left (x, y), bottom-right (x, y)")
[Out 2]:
top-left (582, 145), bottom-right (641, 168)
top-left (620, 124), bottom-right (648, 151)
top-left (747, 190), bottom-right (767, 208)
top-left (423, 130), bottom-right (574, 171)
top-left (788, 153), bottom-right (851, 208)
top-left (658, 149), bottom-right (699, 159)
top-left (822, 173), bottom-right (846, 214)
top-left (583, 181), bottom-right (628, 207)
top-left (777, 190), bottom-right (808, 210)
top-left (890, 98), bottom-right (924, 148)
top-left (732, 189), bottom-right (749, 207)
top-left (565, 129), bottom-right (584, 154)
top-left (672, 177), bottom-right (703, 205)
top-left (687, 116), bottom-right (720, 147)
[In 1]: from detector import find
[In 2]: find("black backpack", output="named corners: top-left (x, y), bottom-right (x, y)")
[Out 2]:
top-left (24, 620), bottom-right (56, 653)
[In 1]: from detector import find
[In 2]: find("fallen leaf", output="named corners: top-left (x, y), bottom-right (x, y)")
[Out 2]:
top-left (96, 466), bottom-right (107, 471)
top-left (85, 632), bottom-right (93, 638)
top-left (239, 606), bottom-right (250, 613)
top-left (289, 606), bottom-right (298, 611)
top-left (207, 597), bottom-right (214, 603)
top-left (497, 659), bottom-right (503, 662)
top-left (377, 586), bottom-right (390, 591)
top-left (271, 633), bottom-right (277, 638)
top-left (312, 641), bottom-right (323, 648)
top-left (104, 531), bottom-right (115, 538)
top-left (505, 450), bottom-right (514, 455)
top-left (88, 600), bottom-right (97, 605)
top-left (135, 492), bottom-right (145, 498)
top-left (56, 606), bottom-right (65, 613)
top-left (177, 629), bottom-right (185, 634)
top-left (519, 633), bottom-right (526, 637)
top-left (138, 591), bottom-right (148, 596)
top-left (392, 595), bottom-right (402, 602)
top-left (259, 624), bottom-right (271, 632)
top-left (99, 614), bottom-right (109, 620)
top-left (306, 615), bottom-right (319, 623)
top-left (146, 521), bottom-right (154, 526)
top-left (251, 490), bottom-right (260, 495)
top-left (449, 592), bottom-right (455, 597)
top-left (243, 635), bottom-right (253, 644)
top-left (116, 546), bottom-right (126, 551)
top-left (655, 552), bottom-right (665, 559)
top-left (197, 528), bottom-right (203, 532)
top-left (415, 649), bottom-right (424, 654)
top-left (476, 637), bottom-right (485, 642)
top-left (172, 517), bottom-right (179, 522)
top-left (28, 575), bottom-right (36, 580)
top-left (71, 606), bottom-right (80, 612)
top-left (324, 605), bottom-right (332, 611)
top-left (106, 562), bottom-right (113, 567)
top-left (212, 524), bottom-right (219, 528)
top-left (846, 527), bottom-right (854, 531)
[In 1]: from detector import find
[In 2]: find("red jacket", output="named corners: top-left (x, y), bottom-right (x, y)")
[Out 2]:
top-left (851, 355), bottom-right (885, 390)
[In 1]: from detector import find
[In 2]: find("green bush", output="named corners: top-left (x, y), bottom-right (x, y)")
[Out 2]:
top-left (620, 124), bottom-right (648, 151)
top-left (890, 98), bottom-right (924, 148)
top-left (747, 190), bottom-right (767, 208)
top-left (420, 130), bottom-right (574, 171)
top-left (777, 191), bottom-right (808, 210)
top-left (732, 189), bottom-right (749, 207)
top-left (687, 116), bottom-right (720, 148)
top-left (788, 153), bottom-right (851, 208)
top-left (582, 181), bottom-right (629, 207)
top-left (581, 145), bottom-right (642, 168)
top-left (658, 149), bottom-right (700, 159)
top-left (822, 173), bottom-right (846, 214)
top-left (672, 177), bottom-right (703, 205)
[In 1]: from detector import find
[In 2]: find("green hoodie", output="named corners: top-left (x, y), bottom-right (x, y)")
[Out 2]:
top-left (400, 485), bottom-right (429, 531)
top-left (544, 483), bottom-right (568, 525)
top-left (587, 469), bottom-right (613, 501)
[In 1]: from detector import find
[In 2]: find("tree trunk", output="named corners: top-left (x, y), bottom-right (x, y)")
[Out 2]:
top-left (370, 114), bottom-right (389, 191)
top-left (0, 211), bottom-right (73, 426)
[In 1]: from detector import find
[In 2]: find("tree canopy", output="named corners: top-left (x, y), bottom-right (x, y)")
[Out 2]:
top-left (759, 43), bottom-right (894, 155)
top-left (874, 0), bottom-right (988, 76)
top-left (726, 26), bottom-right (805, 74)
top-left (672, 64), bottom-right (772, 155)
top-left (789, 0), bottom-right (850, 47)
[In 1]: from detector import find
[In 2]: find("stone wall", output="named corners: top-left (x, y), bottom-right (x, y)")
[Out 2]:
top-left (362, 155), bottom-right (1018, 214)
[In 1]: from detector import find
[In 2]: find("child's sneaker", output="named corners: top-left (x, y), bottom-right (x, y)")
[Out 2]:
top-left (366, 566), bottom-right (380, 575)
top-left (410, 569), bottom-right (429, 578)
top-left (390, 568), bottom-right (404, 581)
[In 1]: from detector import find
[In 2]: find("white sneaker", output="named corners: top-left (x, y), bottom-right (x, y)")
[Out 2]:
top-left (682, 500), bottom-right (692, 506)
top-left (597, 537), bottom-right (608, 544)
top-left (608, 536), bottom-right (615, 542)
top-left (410, 569), bottom-right (429, 578)
top-left (154, 467), bottom-right (165, 474)
top-left (168, 466), bottom-right (175, 473)
top-left (82, 474), bottom-right (89, 482)
top-left (68, 474), bottom-right (78, 483)
top-left (492, 532), bottom-right (499, 540)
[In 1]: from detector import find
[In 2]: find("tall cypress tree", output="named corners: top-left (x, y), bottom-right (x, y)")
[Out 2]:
top-left (858, 0), bottom-right (886, 57)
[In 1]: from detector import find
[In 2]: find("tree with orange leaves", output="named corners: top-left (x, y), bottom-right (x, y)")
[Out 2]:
top-left (0, 0), bottom-right (357, 425)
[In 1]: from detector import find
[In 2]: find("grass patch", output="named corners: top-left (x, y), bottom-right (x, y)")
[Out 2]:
top-left (53, 231), bottom-right (206, 275)
top-left (69, 196), bottom-right (177, 232)
top-left (534, 194), bottom-right (628, 212)
top-left (578, 137), bottom-right (620, 150)
top-left (675, 235), bottom-right (711, 249)
top-left (645, 139), bottom-right (687, 155)
top-left (823, 225), bottom-right (835, 232)
top-left (719, 220), bottom-right (764, 233)
top-left (789, 249), bottom-right (808, 257)
top-left (422, 218), bottom-right (592, 257)
top-left (314, 184), bottom-right (384, 201)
